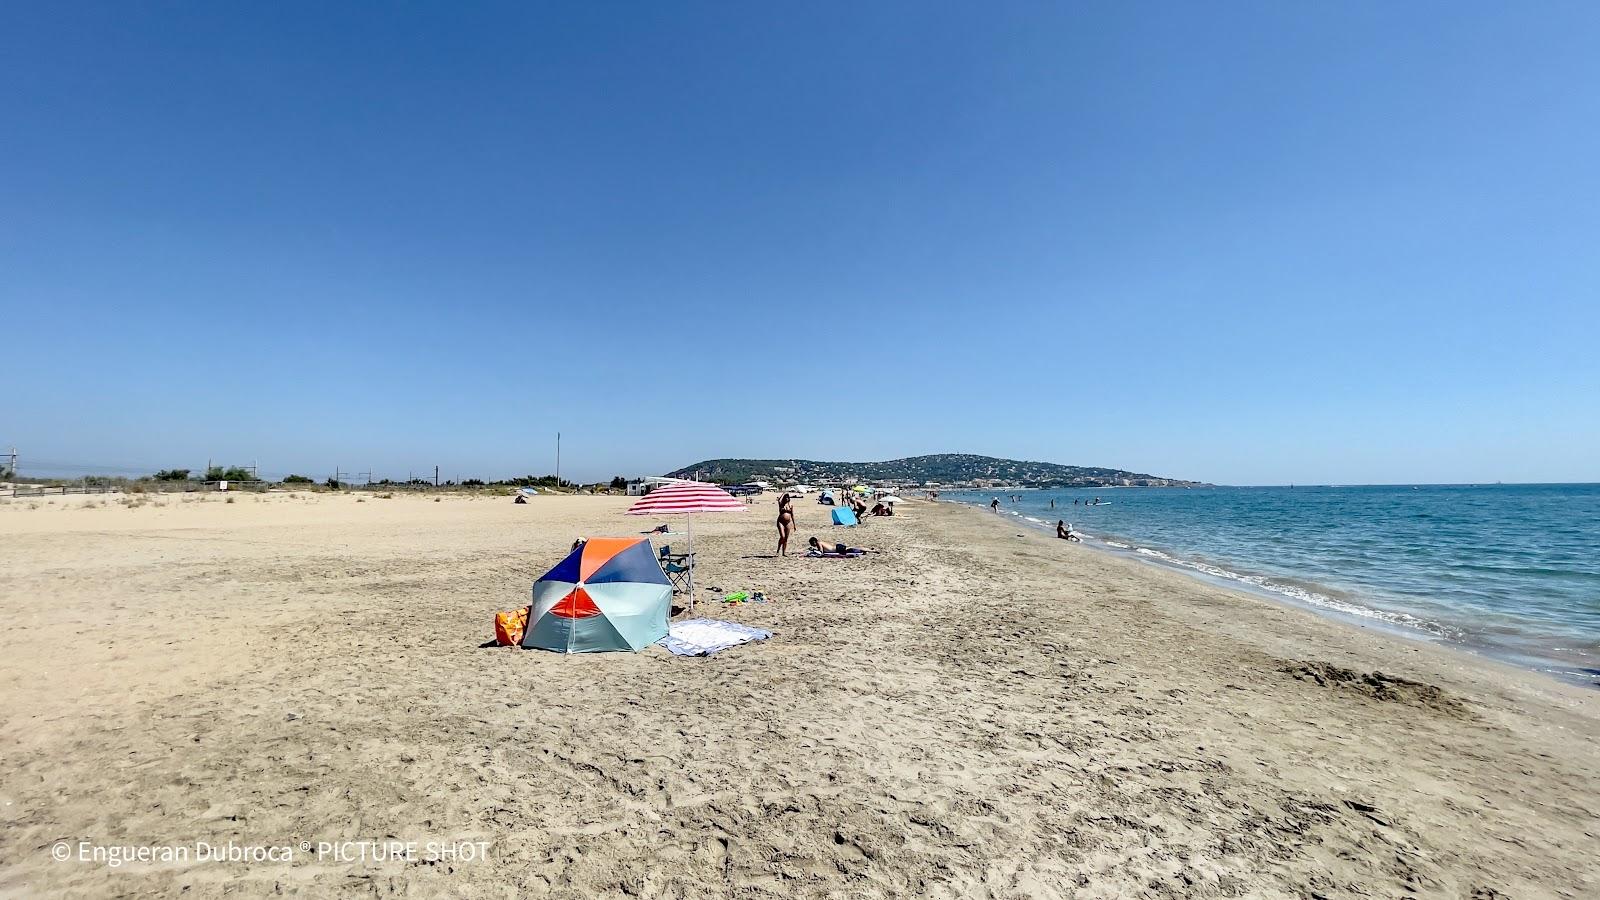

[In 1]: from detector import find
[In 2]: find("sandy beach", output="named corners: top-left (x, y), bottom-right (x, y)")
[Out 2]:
top-left (1, 490), bottom-right (1596, 898)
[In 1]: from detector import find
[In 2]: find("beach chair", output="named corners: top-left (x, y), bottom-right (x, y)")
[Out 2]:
top-left (658, 544), bottom-right (694, 594)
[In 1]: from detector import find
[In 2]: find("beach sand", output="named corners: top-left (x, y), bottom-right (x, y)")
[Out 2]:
top-left (1, 490), bottom-right (1596, 898)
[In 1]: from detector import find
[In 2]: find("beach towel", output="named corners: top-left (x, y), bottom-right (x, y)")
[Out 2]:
top-left (807, 549), bottom-right (865, 558)
top-left (657, 618), bottom-right (773, 656)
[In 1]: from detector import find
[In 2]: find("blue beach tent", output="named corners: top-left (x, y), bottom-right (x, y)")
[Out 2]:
top-left (831, 507), bottom-right (858, 526)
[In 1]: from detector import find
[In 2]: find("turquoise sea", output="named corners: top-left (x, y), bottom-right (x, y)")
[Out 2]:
top-left (947, 484), bottom-right (1600, 686)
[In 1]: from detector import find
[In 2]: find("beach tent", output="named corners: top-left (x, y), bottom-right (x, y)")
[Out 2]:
top-left (831, 507), bottom-right (858, 526)
top-left (522, 537), bottom-right (671, 653)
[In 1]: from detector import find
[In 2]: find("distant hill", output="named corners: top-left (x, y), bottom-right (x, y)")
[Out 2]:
top-left (665, 454), bottom-right (1204, 488)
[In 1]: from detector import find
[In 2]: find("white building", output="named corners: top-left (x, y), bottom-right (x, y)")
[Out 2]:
top-left (626, 476), bottom-right (683, 496)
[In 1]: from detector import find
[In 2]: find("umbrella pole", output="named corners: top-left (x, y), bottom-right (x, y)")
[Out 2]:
top-left (685, 514), bottom-right (694, 615)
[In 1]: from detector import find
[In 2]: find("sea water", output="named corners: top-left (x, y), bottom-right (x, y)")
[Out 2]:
top-left (948, 484), bottom-right (1600, 686)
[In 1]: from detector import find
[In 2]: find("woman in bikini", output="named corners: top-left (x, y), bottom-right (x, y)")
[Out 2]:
top-left (776, 493), bottom-right (795, 556)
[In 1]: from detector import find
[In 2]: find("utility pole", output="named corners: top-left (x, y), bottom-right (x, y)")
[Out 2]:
top-left (556, 432), bottom-right (561, 491)
top-left (434, 465), bottom-right (439, 487)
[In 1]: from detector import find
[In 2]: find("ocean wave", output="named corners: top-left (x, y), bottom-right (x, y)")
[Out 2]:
top-left (1129, 546), bottom-right (1460, 639)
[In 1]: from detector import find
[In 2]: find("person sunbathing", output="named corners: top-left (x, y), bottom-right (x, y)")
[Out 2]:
top-left (806, 537), bottom-right (877, 555)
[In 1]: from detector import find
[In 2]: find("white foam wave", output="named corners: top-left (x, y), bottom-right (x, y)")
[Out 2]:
top-left (1128, 546), bottom-right (1458, 639)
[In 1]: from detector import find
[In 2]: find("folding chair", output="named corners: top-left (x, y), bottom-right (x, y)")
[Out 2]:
top-left (658, 544), bottom-right (694, 594)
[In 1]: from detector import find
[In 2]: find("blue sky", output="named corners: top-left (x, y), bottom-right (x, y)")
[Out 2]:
top-left (4, 3), bottom-right (1597, 485)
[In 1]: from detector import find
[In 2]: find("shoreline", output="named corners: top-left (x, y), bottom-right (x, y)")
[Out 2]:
top-left (3, 491), bottom-right (1598, 897)
top-left (936, 497), bottom-right (1600, 715)
top-left (950, 493), bottom-right (1600, 690)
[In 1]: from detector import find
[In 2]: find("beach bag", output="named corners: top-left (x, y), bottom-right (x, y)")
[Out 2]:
top-left (495, 606), bottom-right (531, 646)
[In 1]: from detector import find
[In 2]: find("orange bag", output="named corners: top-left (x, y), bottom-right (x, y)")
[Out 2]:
top-left (494, 607), bottom-right (530, 646)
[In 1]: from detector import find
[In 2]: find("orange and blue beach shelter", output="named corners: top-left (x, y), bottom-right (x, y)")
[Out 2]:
top-left (522, 537), bottom-right (672, 653)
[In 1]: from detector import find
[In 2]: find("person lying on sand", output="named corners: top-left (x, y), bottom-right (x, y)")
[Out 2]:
top-left (867, 502), bottom-right (893, 517)
top-left (1056, 520), bottom-right (1081, 542)
top-left (807, 537), bottom-right (878, 555)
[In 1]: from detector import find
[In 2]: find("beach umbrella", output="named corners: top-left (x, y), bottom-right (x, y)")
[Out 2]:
top-left (625, 481), bottom-right (745, 609)
top-left (879, 496), bottom-right (904, 505)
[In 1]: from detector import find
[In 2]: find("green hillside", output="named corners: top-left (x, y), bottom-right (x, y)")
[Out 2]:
top-left (666, 454), bottom-right (1202, 488)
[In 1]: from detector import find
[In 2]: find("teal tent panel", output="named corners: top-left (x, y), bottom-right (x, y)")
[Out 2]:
top-left (523, 605), bottom-right (634, 653)
top-left (586, 581), bottom-right (670, 650)
top-left (564, 610), bottom-right (634, 653)
top-left (524, 579), bottom-right (627, 652)
top-left (523, 607), bottom-right (577, 651)
top-left (831, 508), bottom-right (858, 526)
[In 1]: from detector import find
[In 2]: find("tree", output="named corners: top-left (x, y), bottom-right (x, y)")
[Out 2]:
top-left (203, 465), bottom-right (254, 482)
top-left (609, 475), bottom-right (628, 490)
top-left (152, 469), bottom-right (191, 481)
top-left (282, 474), bottom-right (314, 484)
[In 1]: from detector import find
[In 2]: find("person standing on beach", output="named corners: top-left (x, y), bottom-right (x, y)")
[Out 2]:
top-left (776, 493), bottom-right (795, 556)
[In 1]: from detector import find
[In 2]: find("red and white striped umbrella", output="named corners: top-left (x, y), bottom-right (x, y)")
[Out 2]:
top-left (625, 481), bottom-right (744, 611)
top-left (625, 481), bottom-right (745, 515)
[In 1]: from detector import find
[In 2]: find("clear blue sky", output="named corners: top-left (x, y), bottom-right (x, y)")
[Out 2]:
top-left (4, 3), bottom-right (1597, 485)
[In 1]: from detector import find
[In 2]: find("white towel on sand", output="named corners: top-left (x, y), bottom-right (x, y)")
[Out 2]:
top-left (658, 619), bottom-right (773, 656)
